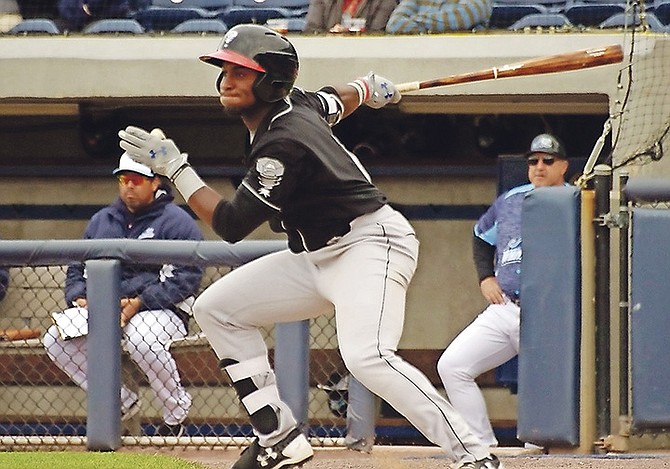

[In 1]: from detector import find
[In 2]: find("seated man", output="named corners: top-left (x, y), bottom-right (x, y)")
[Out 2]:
top-left (385, 0), bottom-right (492, 33)
top-left (44, 154), bottom-right (204, 437)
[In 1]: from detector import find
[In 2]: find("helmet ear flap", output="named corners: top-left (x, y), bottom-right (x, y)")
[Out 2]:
top-left (215, 71), bottom-right (223, 93)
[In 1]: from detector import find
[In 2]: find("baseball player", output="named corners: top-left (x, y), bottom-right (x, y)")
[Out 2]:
top-left (437, 134), bottom-right (569, 448)
top-left (119, 24), bottom-right (501, 469)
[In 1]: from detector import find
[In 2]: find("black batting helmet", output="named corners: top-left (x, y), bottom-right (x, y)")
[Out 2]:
top-left (199, 24), bottom-right (299, 103)
top-left (526, 133), bottom-right (568, 159)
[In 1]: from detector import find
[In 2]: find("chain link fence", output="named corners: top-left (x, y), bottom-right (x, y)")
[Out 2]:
top-left (0, 261), bottom-right (352, 449)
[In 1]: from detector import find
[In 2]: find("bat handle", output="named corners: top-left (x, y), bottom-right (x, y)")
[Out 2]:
top-left (396, 81), bottom-right (421, 94)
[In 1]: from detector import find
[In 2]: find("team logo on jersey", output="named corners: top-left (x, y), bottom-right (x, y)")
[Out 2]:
top-left (500, 237), bottom-right (522, 266)
top-left (256, 157), bottom-right (284, 198)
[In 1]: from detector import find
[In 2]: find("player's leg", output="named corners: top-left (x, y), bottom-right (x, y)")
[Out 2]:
top-left (192, 249), bottom-right (329, 467)
top-left (437, 303), bottom-right (520, 447)
top-left (43, 321), bottom-right (139, 413)
top-left (123, 309), bottom-right (192, 433)
top-left (320, 206), bottom-right (493, 466)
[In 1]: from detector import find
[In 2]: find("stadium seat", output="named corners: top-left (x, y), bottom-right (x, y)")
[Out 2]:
top-left (648, 0), bottom-right (670, 24)
top-left (82, 18), bottom-right (145, 33)
top-left (508, 12), bottom-right (572, 28)
top-left (9, 18), bottom-right (61, 34)
top-left (152, 0), bottom-right (234, 10)
top-left (233, 0), bottom-right (309, 15)
top-left (217, 6), bottom-right (292, 26)
top-left (489, 4), bottom-right (548, 28)
top-left (599, 11), bottom-right (667, 31)
top-left (134, 6), bottom-right (213, 31)
top-left (563, 0), bottom-right (626, 26)
top-left (171, 17), bottom-right (229, 32)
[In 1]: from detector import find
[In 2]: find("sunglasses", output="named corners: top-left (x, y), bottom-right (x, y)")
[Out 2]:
top-left (117, 173), bottom-right (150, 186)
top-left (527, 156), bottom-right (556, 166)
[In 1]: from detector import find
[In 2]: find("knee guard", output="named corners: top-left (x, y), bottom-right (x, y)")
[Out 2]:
top-left (220, 357), bottom-right (279, 434)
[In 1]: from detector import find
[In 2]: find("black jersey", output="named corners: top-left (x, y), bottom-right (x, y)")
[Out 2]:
top-left (211, 87), bottom-right (387, 253)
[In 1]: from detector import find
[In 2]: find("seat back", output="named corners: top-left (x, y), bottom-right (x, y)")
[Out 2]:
top-left (171, 17), bottom-right (229, 32)
top-left (83, 18), bottom-right (146, 33)
top-left (9, 18), bottom-right (61, 34)
top-left (509, 11), bottom-right (572, 29)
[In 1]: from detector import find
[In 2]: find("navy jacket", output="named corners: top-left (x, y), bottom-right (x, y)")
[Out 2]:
top-left (65, 185), bottom-right (204, 327)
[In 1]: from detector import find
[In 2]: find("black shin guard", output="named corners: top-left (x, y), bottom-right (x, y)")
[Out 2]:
top-left (219, 358), bottom-right (279, 434)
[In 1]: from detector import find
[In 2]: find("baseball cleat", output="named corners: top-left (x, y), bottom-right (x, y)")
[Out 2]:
top-left (231, 427), bottom-right (314, 469)
top-left (458, 454), bottom-right (504, 469)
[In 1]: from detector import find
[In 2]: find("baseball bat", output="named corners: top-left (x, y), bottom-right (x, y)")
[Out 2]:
top-left (396, 44), bottom-right (624, 94)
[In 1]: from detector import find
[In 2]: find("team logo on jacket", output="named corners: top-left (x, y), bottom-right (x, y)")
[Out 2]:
top-left (138, 227), bottom-right (155, 239)
top-left (256, 157), bottom-right (284, 198)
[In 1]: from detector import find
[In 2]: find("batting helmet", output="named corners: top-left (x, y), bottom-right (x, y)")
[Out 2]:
top-left (199, 24), bottom-right (299, 103)
top-left (526, 133), bottom-right (568, 159)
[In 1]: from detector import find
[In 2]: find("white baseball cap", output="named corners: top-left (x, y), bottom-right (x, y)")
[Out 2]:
top-left (113, 153), bottom-right (155, 178)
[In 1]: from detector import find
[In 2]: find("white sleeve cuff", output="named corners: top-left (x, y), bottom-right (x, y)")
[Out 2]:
top-left (173, 165), bottom-right (206, 201)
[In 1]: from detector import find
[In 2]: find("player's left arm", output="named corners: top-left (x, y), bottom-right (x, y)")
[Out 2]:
top-left (328, 72), bottom-right (402, 118)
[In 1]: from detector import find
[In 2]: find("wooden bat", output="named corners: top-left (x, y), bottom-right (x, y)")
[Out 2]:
top-left (396, 44), bottom-right (624, 94)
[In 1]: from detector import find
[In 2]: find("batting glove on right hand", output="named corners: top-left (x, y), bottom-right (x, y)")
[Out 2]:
top-left (118, 126), bottom-right (188, 181)
top-left (351, 71), bottom-right (402, 109)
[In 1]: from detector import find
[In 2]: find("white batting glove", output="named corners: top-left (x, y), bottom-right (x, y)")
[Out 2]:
top-left (349, 71), bottom-right (402, 109)
top-left (118, 126), bottom-right (188, 181)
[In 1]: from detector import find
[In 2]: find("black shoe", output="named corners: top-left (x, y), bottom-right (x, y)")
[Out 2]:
top-left (155, 422), bottom-right (185, 437)
top-left (459, 455), bottom-right (504, 469)
top-left (232, 428), bottom-right (314, 469)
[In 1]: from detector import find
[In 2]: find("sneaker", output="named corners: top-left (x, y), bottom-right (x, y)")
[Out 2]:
top-left (232, 427), bottom-right (314, 469)
top-left (155, 422), bottom-right (185, 437)
top-left (458, 455), bottom-right (504, 469)
top-left (121, 399), bottom-right (141, 422)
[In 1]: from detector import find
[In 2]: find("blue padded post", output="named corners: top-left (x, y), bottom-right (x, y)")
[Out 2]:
top-left (275, 320), bottom-right (310, 426)
top-left (85, 259), bottom-right (122, 451)
top-left (517, 186), bottom-right (581, 446)
top-left (630, 208), bottom-right (670, 430)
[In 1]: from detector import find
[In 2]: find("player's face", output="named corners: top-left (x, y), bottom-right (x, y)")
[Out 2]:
top-left (218, 62), bottom-right (260, 114)
top-left (527, 152), bottom-right (568, 187)
top-left (117, 172), bottom-right (159, 213)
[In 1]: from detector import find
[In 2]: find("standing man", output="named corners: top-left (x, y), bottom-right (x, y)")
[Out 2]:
top-left (119, 24), bottom-right (502, 469)
top-left (43, 154), bottom-right (204, 437)
top-left (437, 134), bottom-right (569, 448)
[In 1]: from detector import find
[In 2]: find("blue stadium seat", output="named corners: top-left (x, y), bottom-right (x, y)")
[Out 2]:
top-left (648, 0), bottom-right (670, 24)
top-left (599, 11), bottom-right (667, 31)
top-left (152, 0), bottom-right (234, 10)
top-left (508, 11), bottom-right (572, 28)
top-left (134, 6), bottom-right (213, 31)
top-left (492, 0), bottom-right (567, 13)
top-left (233, 0), bottom-right (309, 15)
top-left (564, 0), bottom-right (626, 26)
top-left (83, 18), bottom-right (146, 33)
top-left (217, 6), bottom-right (292, 26)
top-left (489, 4), bottom-right (548, 28)
top-left (171, 17), bottom-right (229, 32)
top-left (9, 18), bottom-right (61, 34)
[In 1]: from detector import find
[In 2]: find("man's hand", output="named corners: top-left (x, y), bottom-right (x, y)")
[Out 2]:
top-left (120, 297), bottom-right (142, 327)
top-left (350, 71), bottom-right (402, 109)
top-left (479, 276), bottom-right (505, 305)
top-left (118, 126), bottom-right (188, 180)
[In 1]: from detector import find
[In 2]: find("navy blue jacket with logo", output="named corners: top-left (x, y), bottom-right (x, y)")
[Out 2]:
top-left (65, 185), bottom-right (204, 326)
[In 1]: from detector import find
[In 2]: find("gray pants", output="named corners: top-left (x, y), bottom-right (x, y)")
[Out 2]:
top-left (193, 205), bottom-right (488, 464)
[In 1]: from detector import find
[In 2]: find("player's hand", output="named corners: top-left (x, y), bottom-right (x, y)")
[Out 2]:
top-left (118, 126), bottom-right (188, 180)
top-left (356, 71), bottom-right (402, 109)
top-left (480, 276), bottom-right (505, 305)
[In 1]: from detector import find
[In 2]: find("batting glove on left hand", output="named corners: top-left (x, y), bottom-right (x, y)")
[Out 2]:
top-left (350, 71), bottom-right (402, 109)
top-left (118, 126), bottom-right (188, 181)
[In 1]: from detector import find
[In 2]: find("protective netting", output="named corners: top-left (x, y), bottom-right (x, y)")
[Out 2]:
top-left (608, 26), bottom-right (670, 172)
top-left (0, 265), bottom-right (348, 448)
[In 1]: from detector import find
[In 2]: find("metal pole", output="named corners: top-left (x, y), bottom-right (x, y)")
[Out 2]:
top-left (618, 171), bottom-right (630, 417)
top-left (86, 259), bottom-right (122, 451)
top-left (593, 164), bottom-right (612, 438)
